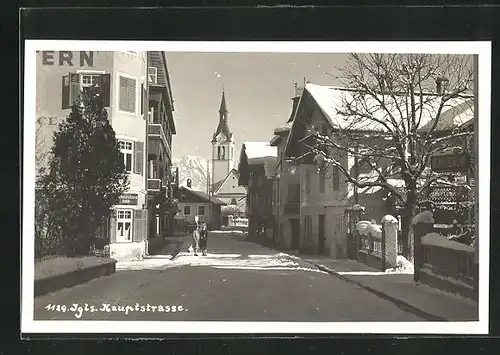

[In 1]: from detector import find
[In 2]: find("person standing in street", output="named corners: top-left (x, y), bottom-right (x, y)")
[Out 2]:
top-left (191, 222), bottom-right (201, 256)
top-left (199, 222), bottom-right (208, 256)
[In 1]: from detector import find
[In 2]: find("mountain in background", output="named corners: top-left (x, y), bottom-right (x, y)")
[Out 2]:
top-left (172, 155), bottom-right (210, 191)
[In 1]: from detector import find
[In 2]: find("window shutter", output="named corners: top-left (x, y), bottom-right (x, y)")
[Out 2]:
top-left (119, 76), bottom-right (136, 113)
top-left (69, 73), bottom-right (80, 108)
top-left (332, 167), bottom-right (340, 191)
top-left (61, 75), bottom-right (70, 109)
top-left (142, 209), bottom-right (149, 241)
top-left (101, 73), bottom-right (111, 107)
top-left (109, 216), bottom-right (117, 243)
top-left (133, 210), bottom-right (143, 242)
top-left (140, 83), bottom-right (144, 115)
top-left (134, 141), bottom-right (144, 175)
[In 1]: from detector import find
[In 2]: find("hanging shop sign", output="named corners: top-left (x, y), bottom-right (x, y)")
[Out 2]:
top-left (431, 151), bottom-right (470, 173)
top-left (118, 193), bottom-right (138, 206)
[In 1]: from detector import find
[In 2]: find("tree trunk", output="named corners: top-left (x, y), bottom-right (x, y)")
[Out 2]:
top-left (401, 186), bottom-right (418, 262)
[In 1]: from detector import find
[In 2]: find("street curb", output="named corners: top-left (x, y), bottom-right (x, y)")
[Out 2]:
top-left (170, 241), bottom-right (185, 261)
top-left (307, 261), bottom-right (446, 322)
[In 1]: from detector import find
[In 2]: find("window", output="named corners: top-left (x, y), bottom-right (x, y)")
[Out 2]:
top-left (305, 169), bottom-right (310, 194)
top-left (62, 72), bottom-right (111, 109)
top-left (198, 205), bottom-right (205, 215)
top-left (332, 166), bottom-right (340, 191)
top-left (118, 140), bottom-right (133, 172)
top-left (148, 67), bottom-right (158, 84)
top-left (119, 75), bottom-right (137, 113)
top-left (217, 146), bottom-right (226, 160)
top-left (184, 205), bottom-right (191, 215)
top-left (116, 209), bottom-right (133, 242)
top-left (80, 74), bottom-right (101, 95)
top-left (218, 146), bottom-right (226, 160)
top-left (319, 171), bottom-right (325, 193)
top-left (287, 184), bottom-right (300, 204)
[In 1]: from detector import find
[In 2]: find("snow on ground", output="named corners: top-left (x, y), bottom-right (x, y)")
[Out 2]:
top-left (211, 230), bottom-right (247, 234)
top-left (116, 251), bottom-right (325, 274)
top-left (385, 255), bottom-right (414, 274)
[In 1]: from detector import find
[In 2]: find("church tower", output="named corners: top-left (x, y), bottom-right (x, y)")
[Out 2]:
top-left (211, 90), bottom-right (235, 187)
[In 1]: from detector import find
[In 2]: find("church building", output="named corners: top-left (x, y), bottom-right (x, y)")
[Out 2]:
top-left (210, 90), bottom-right (247, 209)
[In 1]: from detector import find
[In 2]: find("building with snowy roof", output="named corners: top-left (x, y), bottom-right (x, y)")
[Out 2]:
top-left (174, 185), bottom-right (225, 232)
top-left (269, 89), bottom-right (302, 250)
top-left (237, 142), bottom-right (278, 243)
top-left (282, 82), bottom-right (474, 258)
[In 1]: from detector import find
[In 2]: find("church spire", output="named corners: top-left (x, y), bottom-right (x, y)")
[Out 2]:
top-left (212, 89), bottom-right (232, 143)
top-left (219, 88), bottom-right (228, 114)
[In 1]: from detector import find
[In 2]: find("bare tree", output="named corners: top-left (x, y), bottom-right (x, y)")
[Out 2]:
top-left (297, 54), bottom-right (474, 275)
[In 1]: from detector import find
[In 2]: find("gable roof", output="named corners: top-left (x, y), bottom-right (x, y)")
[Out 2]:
top-left (178, 186), bottom-right (226, 205)
top-left (212, 169), bottom-right (248, 195)
top-left (285, 83), bottom-right (474, 155)
top-left (211, 179), bottom-right (225, 193)
top-left (241, 142), bottom-right (278, 164)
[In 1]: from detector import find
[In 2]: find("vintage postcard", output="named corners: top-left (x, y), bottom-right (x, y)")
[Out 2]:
top-left (22, 40), bottom-right (490, 334)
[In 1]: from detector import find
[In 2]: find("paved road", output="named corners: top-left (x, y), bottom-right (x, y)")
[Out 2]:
top-left (34, 231), bottom-right (423, 321)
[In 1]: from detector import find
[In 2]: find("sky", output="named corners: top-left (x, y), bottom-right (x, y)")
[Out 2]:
top-left (166, 52), bottom-right (349, 162)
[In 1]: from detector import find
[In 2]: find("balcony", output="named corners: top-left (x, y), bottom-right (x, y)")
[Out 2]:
top-left (147, 123), bottom-right (171, 156)
top-left (147, 178), bottom-right (162, 192)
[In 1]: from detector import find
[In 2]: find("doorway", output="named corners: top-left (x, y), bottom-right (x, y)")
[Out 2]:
top-left (289, 218), bottom-right (300, 250)
top-left (318, 214), bottom-right (325, 255)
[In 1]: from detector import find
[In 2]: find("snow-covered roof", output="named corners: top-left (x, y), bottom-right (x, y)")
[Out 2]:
top-left (422, 232), bottom-right (475, 252)
top-left (262, 157), bottom-right (278, 179)
top-left (242, 142), bottom-right (278, 164)
top-left (305, 83), bottom-right (474, 133)
top-left (273, 122), bottom-right (292, 134)
top-left (179, 186), bottom-right (226, 205)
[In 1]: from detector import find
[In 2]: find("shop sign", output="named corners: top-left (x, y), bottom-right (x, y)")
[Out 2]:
top-left (431, 152), bottom-right (470, 173)
top-left (118, 193), bottom-right (138, 205)
top-left (41, 51), bottom-right (94, 66)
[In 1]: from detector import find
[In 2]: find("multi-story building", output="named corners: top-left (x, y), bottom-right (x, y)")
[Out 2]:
top-left (283, 83), bottom-right (474, 259)
top-left (237, 142), bottom-right (277, 243)
top-left (145, 51), bottom-right (177, 253)
top-left (270, 92), bottom-right (301, 250)
top-left (35, 50), bottom-right (177, 261)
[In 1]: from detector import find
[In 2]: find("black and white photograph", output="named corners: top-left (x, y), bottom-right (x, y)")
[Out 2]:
top-left (22, 41), bottom-right (490, 334)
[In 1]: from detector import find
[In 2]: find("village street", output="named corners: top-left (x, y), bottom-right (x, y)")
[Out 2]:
top-left (34, 231), bottom-right (424, 322)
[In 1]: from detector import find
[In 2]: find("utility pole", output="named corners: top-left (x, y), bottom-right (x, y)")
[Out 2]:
top-left (207, 160), bottom-right (212, 228)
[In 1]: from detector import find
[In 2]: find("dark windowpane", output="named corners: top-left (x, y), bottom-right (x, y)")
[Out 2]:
top-left (126, 153), bottom-right (132, 172)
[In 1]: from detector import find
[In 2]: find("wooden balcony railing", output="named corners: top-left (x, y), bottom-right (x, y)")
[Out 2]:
top-left (147, 123), bottom-right (170, 155)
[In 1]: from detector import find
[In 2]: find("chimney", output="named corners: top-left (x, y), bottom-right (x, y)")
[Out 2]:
top-left (187, 178), bottom-right (192, 188)
top-left (288, 82), bottom-right (303, 122)
top-left (436, 77), bottom-right (449, 95)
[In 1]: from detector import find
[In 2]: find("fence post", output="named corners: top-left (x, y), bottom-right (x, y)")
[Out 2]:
top-left (412, 211), bottom-right (435, 282)
top-left (382, 215), bottom-right (399, 270)
top-left (381, 222), bottom-right (386, 271)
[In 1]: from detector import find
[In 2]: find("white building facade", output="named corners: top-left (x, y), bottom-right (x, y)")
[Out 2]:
top-left (36, 50), bottom-right (150, 261)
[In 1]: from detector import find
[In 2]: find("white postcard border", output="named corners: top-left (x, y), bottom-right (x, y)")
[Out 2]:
top-left (22, 40), bottom-right (491, 335)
